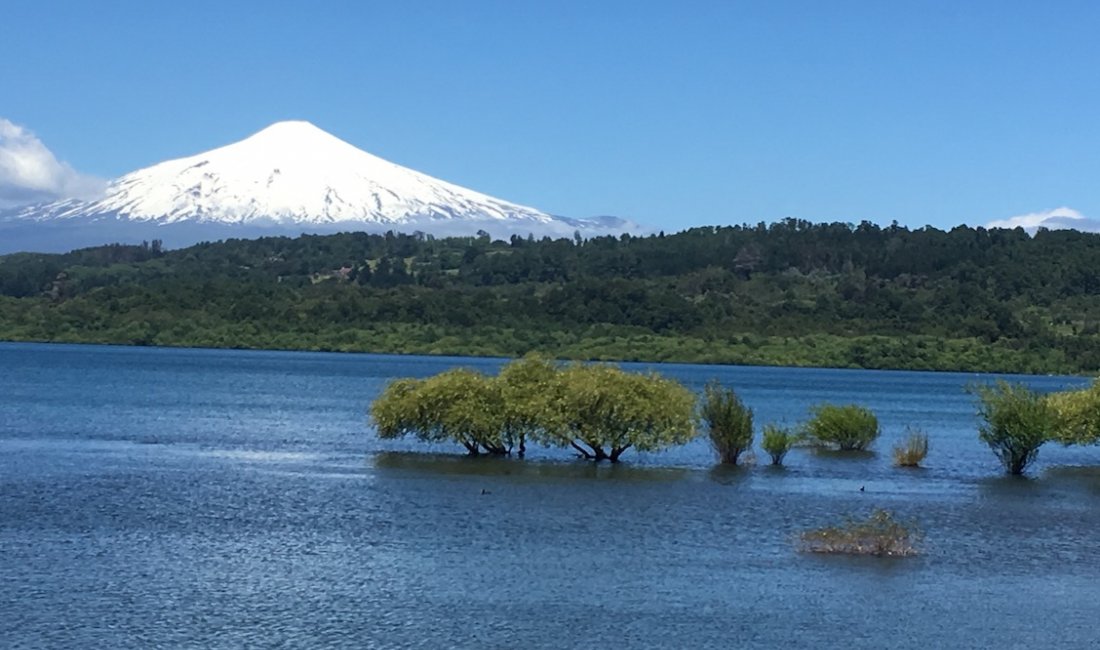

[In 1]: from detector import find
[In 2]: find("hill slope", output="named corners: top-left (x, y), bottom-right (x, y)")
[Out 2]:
top-left (1, 220), bottom-right (1098, 374)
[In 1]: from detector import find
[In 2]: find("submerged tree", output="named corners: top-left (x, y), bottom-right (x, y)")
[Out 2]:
top-left (371, 358), bottom-right (697, 462)
top-left (538, 363), bottom-right (697, 462)
top-left (700, 381), bottom-right (754, 465)
top-left (371, 377), bottom-right (429, 441)
top-left (370, 368), bottom-right (508, 455)
top-left (496, 354), bottom-right (559, 457)
top-left (975, 381), bottom-right (1055, 475)
top-left (1047, 379), bottom-right (1100, 446)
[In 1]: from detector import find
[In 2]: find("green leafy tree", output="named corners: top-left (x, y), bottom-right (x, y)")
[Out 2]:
top-left (700, 381), bottom-right (754, 465)
top-left (496, 354), bottom-right (560, 457)
top-left (803, 404), bottom-right (880, 451)
top-left (370, 378), bottom-right (427, 441)
top-left (975, 381), bottom-right (1055, 475)
top-left (539, 363), bottom-right (697, 462)
top-left (370, 368), bottom-right (508, 455)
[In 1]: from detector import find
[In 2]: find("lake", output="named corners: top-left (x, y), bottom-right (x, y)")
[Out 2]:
top-left (2, 342), bottom-right (1099, 648)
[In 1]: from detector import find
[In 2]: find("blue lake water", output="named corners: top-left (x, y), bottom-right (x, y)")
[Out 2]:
top-left (2, 342), bottom-right (1099, 648)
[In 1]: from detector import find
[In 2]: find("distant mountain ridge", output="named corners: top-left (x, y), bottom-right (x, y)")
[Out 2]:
top-left (0, 121), bottom-right (642, 253)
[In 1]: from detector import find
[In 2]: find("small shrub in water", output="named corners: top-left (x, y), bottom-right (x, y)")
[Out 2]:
top-left (761, 424), bottom-right (795, 466)
top-left (701, 381), bottom-right (754, 465)
top-left (974, 381), bottom-right (1054, 475)
top-left (799, 509), bottom-right (921, 557)
top-left (803, 403), bottom-right (880, 451)
top-left (892, 428), bottom-right (930, 467)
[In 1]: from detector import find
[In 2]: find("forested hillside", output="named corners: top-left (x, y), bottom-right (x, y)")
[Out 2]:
top-left (2, 219), bottom-right (1098, 373)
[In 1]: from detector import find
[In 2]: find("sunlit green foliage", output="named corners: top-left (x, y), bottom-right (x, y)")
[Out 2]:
top-left (538, 363), bottom-right (698, 462)
top-left (1047, 380), bottom-right (1100, 445)
top-left (761, 424), bottom-right (796, 466)
top-left (3, 221), bottom-right (1100, 373)
top-left (975, 381), bottom-right (1056, 475)
top-left (370, 358), bottom-right (697, 462)
top-left (496, 354), bottom-right (559, 456)
top-left (370, 368), bottom-right (508, 455)
top-left (370, 378), bottom-right (427, 440)
top-left (803, 404), bottom-right (880, 451)
top-left (892, 428), bottom-right (930, 467)
top-left (700, 382), bottom-right (754, 465)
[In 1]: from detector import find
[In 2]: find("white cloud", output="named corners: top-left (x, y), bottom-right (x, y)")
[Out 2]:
top-left (986, 207), bottom-right (1100, 233)
top-left (0, 118), bottom-right (105, 208)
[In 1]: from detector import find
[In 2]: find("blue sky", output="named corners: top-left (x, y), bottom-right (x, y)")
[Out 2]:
top-left (2, 0), bottom-right (1098, 231)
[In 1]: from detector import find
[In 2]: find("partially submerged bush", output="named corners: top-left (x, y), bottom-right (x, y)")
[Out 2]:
top-left (701, 381), bottom-right (754, 465)
top-left (804, 404), bottom-right (880, 451)
top-left (892, 428), bottom-right (930, 467)
top-left (761, 424), bottom-right (795, 466)
top-left (974, 381), bottom-right (1055, 475)
top-left (497, 354), bottom-right (559, 457)
top-left (370, 368), bottom-right (508, 456)
top-left (540, 363), bottom-right (699, 462)
top-left (1047, 379), bottom-right (1100, 446)
top-left (799, 509), bottom-right (921, 557)
top-left (372, 358), bottom-right (698, 462)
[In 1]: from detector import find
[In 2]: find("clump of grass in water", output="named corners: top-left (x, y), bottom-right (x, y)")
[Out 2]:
top-left (892, 428), bottom-right (930, 467)
top-left (798, 509), bottom-right (921, 557)
top-left (761, 424), bottom-right (796, 466)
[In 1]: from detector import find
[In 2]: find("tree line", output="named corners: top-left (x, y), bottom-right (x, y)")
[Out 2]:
top-left (1, 220), bottom-right (1099, 373)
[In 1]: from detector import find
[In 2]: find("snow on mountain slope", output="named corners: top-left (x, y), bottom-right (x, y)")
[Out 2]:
top-left (1, 121), bottom-right (642, 253)
top-left (28, 121), bottom-right (557, 225)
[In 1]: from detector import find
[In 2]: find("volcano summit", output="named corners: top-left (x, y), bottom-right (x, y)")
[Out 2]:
top-left (0, 121), bottom-right (638, 253)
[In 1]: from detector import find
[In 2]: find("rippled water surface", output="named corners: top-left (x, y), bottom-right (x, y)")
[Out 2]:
top-left (2, 342), bottom-right (1099, 648)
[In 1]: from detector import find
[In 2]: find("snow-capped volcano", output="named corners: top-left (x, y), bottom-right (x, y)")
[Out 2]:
top-left (1, 121), bottom-right (639, 253)
top-left (68, 121), bottom-right (556, 225)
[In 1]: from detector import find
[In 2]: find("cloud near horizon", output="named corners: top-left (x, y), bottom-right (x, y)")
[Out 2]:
top-left (0, 118), bottom-right (105, 209)
top-left (985, 207), bottom-right (1100, 233)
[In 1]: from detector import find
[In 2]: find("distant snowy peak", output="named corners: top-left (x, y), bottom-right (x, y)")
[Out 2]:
top-left (36, 120), bottom-right (556, 227)
top-left (1, 121), bottom-right (644, 253)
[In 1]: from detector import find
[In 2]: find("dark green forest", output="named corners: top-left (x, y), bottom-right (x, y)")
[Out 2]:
top-left (2, 219), bottom-right (1099, 374)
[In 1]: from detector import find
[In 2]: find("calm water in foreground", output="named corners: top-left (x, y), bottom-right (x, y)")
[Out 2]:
top-left (2, 342), bottom-right (1099, 649)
